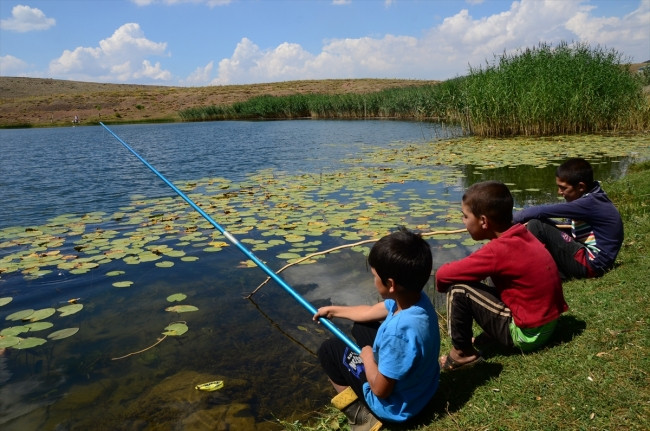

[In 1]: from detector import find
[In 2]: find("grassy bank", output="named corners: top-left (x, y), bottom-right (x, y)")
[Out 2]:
top-left (181, 43), bottom-right (650, 137)
top-left (282, 161), bottom-right (650, 431)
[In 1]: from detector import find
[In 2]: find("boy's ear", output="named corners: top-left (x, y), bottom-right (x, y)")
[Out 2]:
top-left (479, 214), bottom-right (489, 230)
top-left (385, 278), bottom-right (397, 291)
top-left (576, 181), bottom-right (587, 195)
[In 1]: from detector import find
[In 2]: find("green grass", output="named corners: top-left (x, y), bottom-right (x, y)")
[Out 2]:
top-left (278, 161), bottom-right (650, 431)
top-left (180, 42), bottom-right (650, 137)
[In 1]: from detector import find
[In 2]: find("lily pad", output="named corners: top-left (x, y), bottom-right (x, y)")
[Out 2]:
top-left (165, 305), bottom-right (199, 313)
top-left (58, 303), bottom-right (84, 316)
top-left (48, 327), bottom-right (79, 340)
top-left (162, 322), bottom-right (189, 336)
top-left (6, 309), bottom-right (35, 321)
top-left (25, 321), bottom-right (54, 332)
top-left (155, 261), bottom-right (174, 268)
top-left (13, 337), bottom-right (47, 349)
top-left (29, 308), bottom-right (56, 322)
top-left (112, 281), bottom-right (134, 288)
top-left (166, 293), bottom-right (187, 302)
top-left (0, 335), bottom-right (21, 348)
top-left (0, 297), bottom-right (12, 307)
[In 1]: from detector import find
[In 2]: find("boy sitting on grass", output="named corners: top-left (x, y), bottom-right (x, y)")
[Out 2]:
top-left (314, 227), bottom-right (440, 430)
top-left (513, 157), bottom-right (623, 280)
top-left (436, 181), bottom-right (568, 370)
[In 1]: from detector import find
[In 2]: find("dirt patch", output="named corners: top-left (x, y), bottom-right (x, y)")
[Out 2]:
top-left (0, 77), bottom-right (438, 128)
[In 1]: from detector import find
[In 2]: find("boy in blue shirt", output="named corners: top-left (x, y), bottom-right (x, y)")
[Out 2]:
top-left (314, 228), bottom-right (440, 430)
top-left (513, 158), bottom-right (623, 279)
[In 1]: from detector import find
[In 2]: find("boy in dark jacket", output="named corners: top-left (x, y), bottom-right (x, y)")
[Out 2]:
top-left (513, 157), bottom-right (623, 279)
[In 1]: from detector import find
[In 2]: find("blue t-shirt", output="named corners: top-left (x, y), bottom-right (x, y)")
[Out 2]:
top-left (362, 293), bottom-right (440, 422)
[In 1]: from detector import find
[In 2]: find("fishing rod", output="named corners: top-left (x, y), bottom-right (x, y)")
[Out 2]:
top-left (99, 122), bottom-right (360, 353)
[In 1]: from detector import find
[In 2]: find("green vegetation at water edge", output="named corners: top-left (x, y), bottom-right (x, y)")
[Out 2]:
top-left (278, 161), bottom-right (650, 431)
top-left (180, 42), bottom-right (650, 137)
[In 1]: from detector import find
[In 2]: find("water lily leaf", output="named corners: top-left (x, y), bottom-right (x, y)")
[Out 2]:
top-left (48, 328), bottom-right (79, 340)
top-left (162, 322), bottom-right (188, 336)
top-left (112, 281), bottom-right (133, 288)
top-left (181, 256), bottom-right (199, 262)
top-left (0, 297), bottom-right (13, 307)
top-left (6, 309), bottom-right (35, 321)
top-left (29, 308), bottom-right (56, 322)
top-left (165, 305), bottom-right (199, 313)
top-left (58, 303), bottom-right (84, 316)
top-left (155, 261), bottom-right (174, 268)
top-left (167, 293), bottom-right (187, 302)
top-left (1, 326), bottom-right (29, 336)
top-left (25, 321), bottom-right (54, 332)
top-left (13, 337), bottom-right (47, 349)
top-left (0, 335), bottom-right (21, 348)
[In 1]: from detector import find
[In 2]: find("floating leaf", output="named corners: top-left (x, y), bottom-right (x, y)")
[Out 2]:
top-left (155, 261), bottom-right (174, 268)
top-left (13, 337), bottom-right (47, 349)
top-left (58, 303), bottom-right (84, 316)
top-left (112, 281), bottom-right (134, 288)
top-left (29, 308), bottom-right (56, 322)
top-left (1, 326), bottom-right (29, 336)
top-left (25, 321), bottom-right (54, 332)
top-left (162, 322), bottom-right (188, 336)
top-left (165, 305), bottom-right (198, 313)
top-left (0, 297), bottom-right (12, 307)
top-left (106, 270), bottom-right (125, 277)
top-left (48, 328), bottom-right (79, 340)
top-left (167, 293), bottom-right (187, 302)
top-left (6, 309), bottom-right (35, 321)
top-left (0, 335), bottom-right (21, 348)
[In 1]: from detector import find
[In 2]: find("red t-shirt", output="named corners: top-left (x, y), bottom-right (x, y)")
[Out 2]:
top-left (435, 224), bottom-right (568, 328)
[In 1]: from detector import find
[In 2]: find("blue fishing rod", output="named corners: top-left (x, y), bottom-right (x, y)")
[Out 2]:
top-left (100, 122), bottom-right (360, 354)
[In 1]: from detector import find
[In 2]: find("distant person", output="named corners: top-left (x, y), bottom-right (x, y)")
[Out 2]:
top-left (436, 181), bottom-right (568, 370)
top-left (314, 227), bottom-right (439, 430)
top-left (513, 157), bottom-right (623, 280)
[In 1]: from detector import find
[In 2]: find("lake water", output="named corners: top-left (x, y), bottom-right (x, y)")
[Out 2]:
top-left (0, 121), bottom-right (645, 430)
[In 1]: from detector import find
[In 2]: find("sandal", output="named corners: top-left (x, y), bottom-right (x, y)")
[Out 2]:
top-left (440, 353), bottom-right (484, 372)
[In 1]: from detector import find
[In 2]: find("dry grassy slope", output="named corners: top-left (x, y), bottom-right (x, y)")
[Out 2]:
top-left (0, 77), bottom-right (439, 127)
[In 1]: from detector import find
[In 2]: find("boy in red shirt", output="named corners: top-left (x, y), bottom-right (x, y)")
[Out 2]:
top-left (436, 181), bottom-right (568, 370)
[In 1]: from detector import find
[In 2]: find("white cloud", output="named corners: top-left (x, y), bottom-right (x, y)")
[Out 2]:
top-left (0, 5), bottom-right (55, 32)
top-left (183, 61), bottom-right (214, 86)
top-left (207, 0), bottom-right (650, 85)
top-left (0, 54), bottom-right (29, 75)
top-left (48, 23), bottom-right (172, 83)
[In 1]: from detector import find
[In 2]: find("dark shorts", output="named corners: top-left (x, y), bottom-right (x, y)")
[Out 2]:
top-left (317, 322), bottom-right (379, 400)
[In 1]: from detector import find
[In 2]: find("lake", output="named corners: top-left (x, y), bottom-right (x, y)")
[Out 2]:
top-left (0, 121), bottom-right (646, 430)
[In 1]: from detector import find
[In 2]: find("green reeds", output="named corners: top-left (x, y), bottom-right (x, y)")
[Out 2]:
top-left (179, 42), bottom-right (649, 137)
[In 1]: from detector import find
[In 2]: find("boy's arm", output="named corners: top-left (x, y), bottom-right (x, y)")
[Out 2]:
top-left (313, 301), bottom-right (388, 323)
top-left (435, 246), bottom-right (495, 292)
top-left (513, 199), bottom-right (592, 224)
top-left (360, 345), bottom-right (396, 399)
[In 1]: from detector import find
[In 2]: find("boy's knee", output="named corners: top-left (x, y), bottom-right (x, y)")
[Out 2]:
top-left (525, 219), bottom-right (544, 236)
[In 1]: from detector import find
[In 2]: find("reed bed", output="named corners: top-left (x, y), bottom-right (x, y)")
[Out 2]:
top-left (179, 42), bottom-right (649, 137)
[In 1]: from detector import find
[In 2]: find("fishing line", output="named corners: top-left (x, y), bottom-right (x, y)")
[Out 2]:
top-left (99, 122), bottom-right (361, 353)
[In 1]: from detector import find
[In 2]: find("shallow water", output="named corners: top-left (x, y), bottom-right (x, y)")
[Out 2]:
top-left (0, 121), bottom-right (643, 430)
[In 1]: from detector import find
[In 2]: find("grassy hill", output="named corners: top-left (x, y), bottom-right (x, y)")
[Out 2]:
top-left (0, 77), bottom-right (438, 128)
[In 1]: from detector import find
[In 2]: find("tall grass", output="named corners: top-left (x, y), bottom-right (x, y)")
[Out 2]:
top-left (179, 42), bottom-right (649, 137)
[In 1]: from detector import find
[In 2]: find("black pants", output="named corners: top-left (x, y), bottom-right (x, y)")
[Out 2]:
top-left (317, 322), bottom-right (380, 400)
top-left (446, 282), bottom-right (514, 351)
top-left (526, 219), bottom-right (589, 280)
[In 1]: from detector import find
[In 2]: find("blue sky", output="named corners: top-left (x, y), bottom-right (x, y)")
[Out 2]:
top-left (1, 0), bottom-right (648, 86)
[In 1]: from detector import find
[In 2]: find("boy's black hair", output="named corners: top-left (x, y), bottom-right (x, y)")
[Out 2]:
top-left (462, 181), bottom-right (513, 230)
top-left (555, 157), bottom-right (594, 188)
top-left (367, 227), bottom-right (432, 292)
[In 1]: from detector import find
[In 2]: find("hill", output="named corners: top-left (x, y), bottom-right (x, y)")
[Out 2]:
top-left (0, 77), bottom-right (438, 128)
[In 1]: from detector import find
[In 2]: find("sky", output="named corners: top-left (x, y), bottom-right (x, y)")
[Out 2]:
top-left (0, 0), bottom-right (648, 87)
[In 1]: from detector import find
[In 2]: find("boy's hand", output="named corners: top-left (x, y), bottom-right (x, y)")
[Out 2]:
top-left (313, 306), bottom-right (334, 321)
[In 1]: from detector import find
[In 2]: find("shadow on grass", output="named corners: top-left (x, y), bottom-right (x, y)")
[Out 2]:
top-left (385, 362), bottom-right (503, 430)
top-left (385, 315), bottom-right (586, 429)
